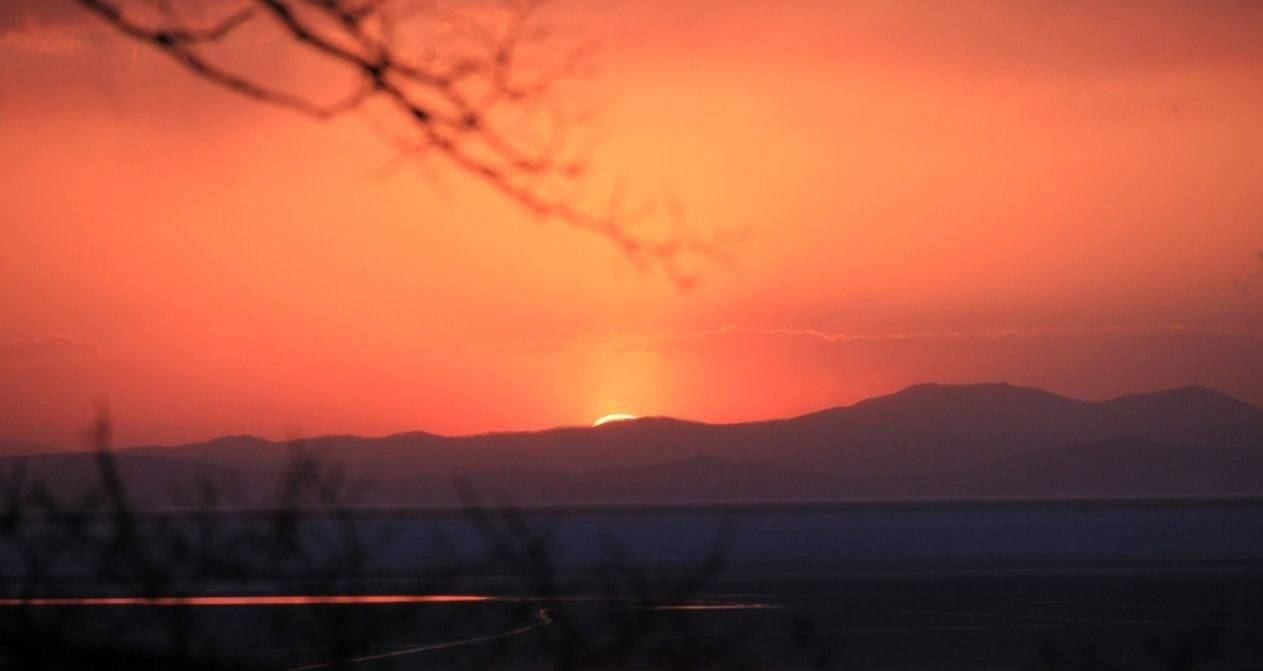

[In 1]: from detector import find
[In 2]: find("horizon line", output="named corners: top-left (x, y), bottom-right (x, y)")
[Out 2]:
top-left (5, 380), bottom-right (1249, 454)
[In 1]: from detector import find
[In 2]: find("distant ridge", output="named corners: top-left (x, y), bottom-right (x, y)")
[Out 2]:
top-left (0, 440), bottom-right (59, 458)
top-left (3, 383), bottom-right (1261, 507)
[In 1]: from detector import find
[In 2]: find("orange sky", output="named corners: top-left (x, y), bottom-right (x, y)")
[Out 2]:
top-left (2, 0), bottom-right (1262, 448)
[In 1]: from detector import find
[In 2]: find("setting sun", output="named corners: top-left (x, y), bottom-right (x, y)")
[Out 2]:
top-left (2, 1), bottom-right (1262, 667)
top-left (593, 413), bottom-right (638, 427)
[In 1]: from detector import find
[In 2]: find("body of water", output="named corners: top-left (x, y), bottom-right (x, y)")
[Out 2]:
top-left (2, 500), bottom-right (1262, 669)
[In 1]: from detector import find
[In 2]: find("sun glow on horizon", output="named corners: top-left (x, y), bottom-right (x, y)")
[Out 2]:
top-left (593, 413), bottom-right (638, 426)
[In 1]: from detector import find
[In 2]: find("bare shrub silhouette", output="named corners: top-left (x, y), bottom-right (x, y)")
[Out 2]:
top-left (0, 414), bottom-right (1247, 670)
top-left (0, 414), bottom-right (833, 670)
top-left (73, 0), bottom-right (725, 288)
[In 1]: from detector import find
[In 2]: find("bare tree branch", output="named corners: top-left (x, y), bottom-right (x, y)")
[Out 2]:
top-left (74, 0), bottom-right (725, 288)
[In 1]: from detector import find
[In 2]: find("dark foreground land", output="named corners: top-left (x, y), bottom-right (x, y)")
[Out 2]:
top-left (2, 501), bottom-right (1262, 670)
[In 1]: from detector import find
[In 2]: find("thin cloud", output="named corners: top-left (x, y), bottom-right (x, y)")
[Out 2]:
top-left (712, 323), bottom-right (1261, 344)
top-left (484, 323), bottom-right (1258, 355)
top-left (0, 335), bottom-right (101, 365)
top-left (0, 29), bottom-right (83, 54)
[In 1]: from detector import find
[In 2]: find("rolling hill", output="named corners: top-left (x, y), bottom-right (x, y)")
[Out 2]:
top-left (2, 383), bottom-right (1261, 507)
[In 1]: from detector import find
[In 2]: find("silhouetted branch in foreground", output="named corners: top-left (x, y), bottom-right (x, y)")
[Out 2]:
top-left (0, 415), bottom-right (832, 670)
top-left (0, 412), bottom-right (1244, 670)
top-left (73, 0), bottom-right (727, 288)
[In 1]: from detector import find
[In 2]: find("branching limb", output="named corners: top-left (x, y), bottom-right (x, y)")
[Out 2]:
top-left (73, 0), bottom-right (726, 287)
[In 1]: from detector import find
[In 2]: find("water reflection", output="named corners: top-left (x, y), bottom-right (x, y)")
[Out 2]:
top-left (0, 594), bottom-right (780, 609)
top-left (0, 594), bottom-right (492, 606)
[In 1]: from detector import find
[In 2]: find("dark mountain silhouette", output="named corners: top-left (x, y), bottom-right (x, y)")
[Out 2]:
top-left (3, 383), bottom-right (1261, 506)
top-left (0, 440), bottom-right (56, 458)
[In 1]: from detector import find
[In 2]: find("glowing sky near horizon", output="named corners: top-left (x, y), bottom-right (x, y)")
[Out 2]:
top-left (1, 0), bottom-right (1262, 448)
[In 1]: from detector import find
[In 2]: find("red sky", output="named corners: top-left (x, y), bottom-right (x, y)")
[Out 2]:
top-left (2, 0), bottom-right (1262, 448)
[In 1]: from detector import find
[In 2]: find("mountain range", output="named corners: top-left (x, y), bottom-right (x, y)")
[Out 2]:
top-left (3, 383), bottom-right (1262, 508)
